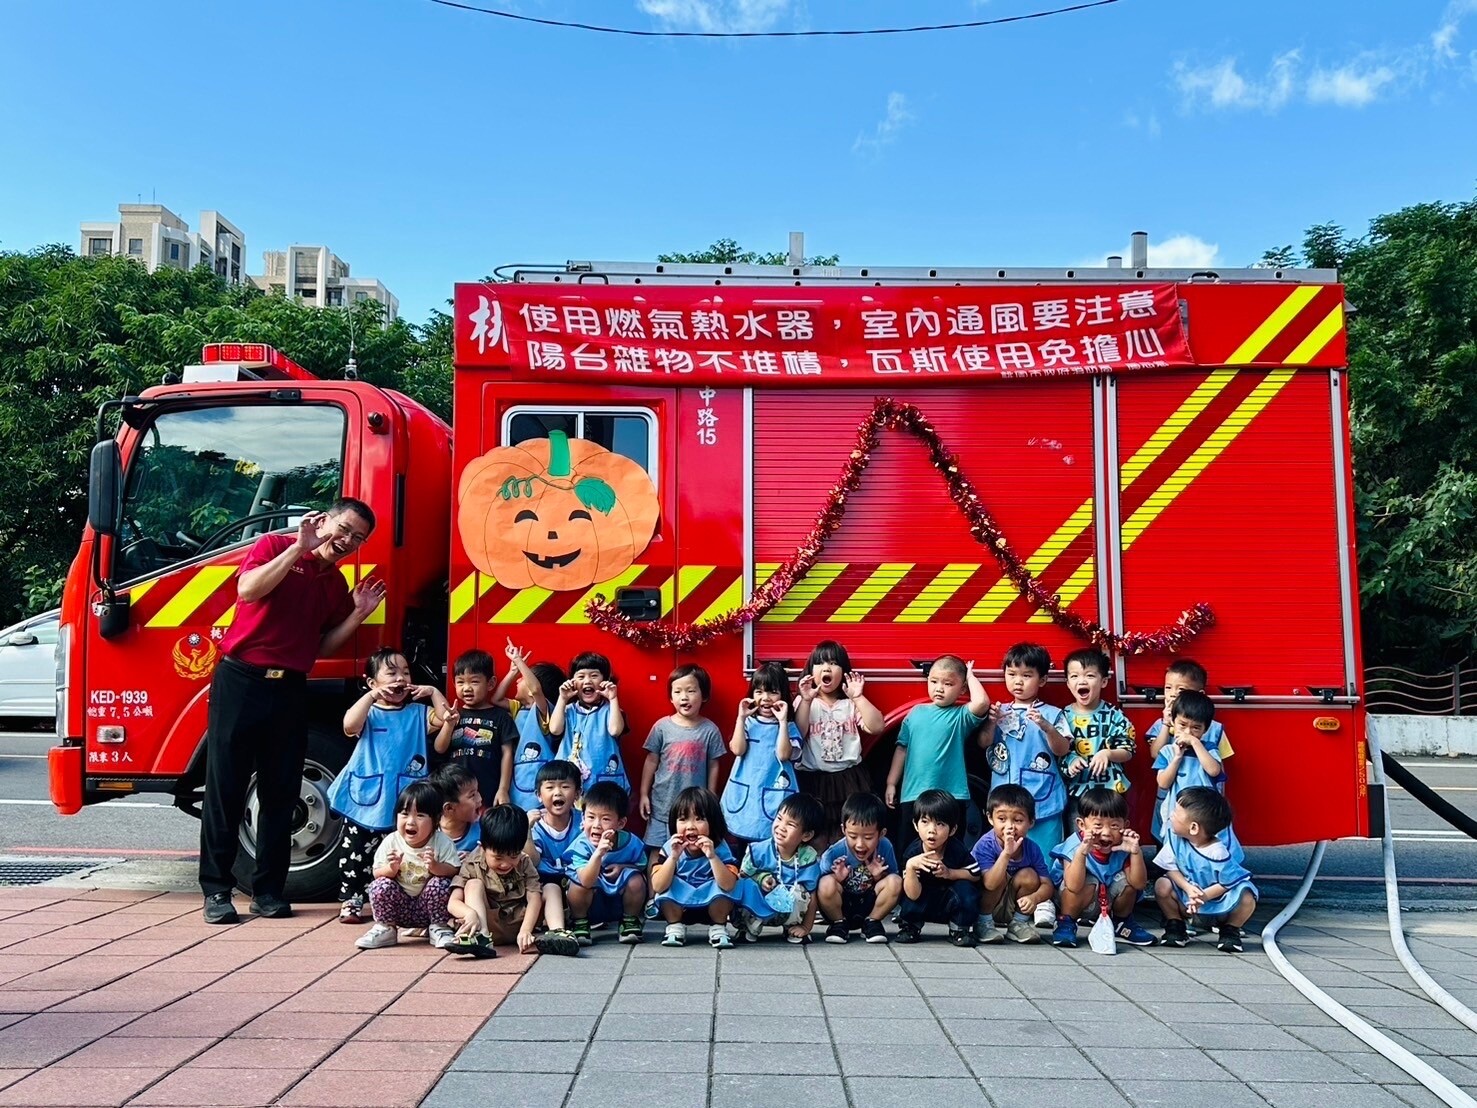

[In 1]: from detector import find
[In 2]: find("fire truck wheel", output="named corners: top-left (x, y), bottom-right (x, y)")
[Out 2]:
top-left (231, 724), bottom-right (349, 902)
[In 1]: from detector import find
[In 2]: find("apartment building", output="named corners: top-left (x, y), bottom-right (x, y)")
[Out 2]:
top-left (79, 205), bottom-right (247, 285)
top-left (252, 245), bottom-right (399, 319)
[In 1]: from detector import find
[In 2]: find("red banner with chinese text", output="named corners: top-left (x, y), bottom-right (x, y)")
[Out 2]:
top-left (453, 282), bottom-right (1191, 385)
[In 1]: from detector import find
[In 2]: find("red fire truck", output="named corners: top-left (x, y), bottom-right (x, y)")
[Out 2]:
top-left (50, 256), bottom-right (1367, 900)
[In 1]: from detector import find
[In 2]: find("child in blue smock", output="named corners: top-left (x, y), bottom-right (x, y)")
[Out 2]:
top-left (721, 661), bottom-right (804, 846)
top-left (493, 638), bottom-right (564, 811)
top-left (1145, 660), bottom-right (1233, 841)
top-left (550, 651), bottom-right (628, 792)
top-left (527, 759), bottom-right (582, 944)
top-left (649, 787), bottom-right (772, 949)
top-left (1048, 787), bottom-right (1154, 949)
top-left (1152, 688), bottom-right (1234, 844)
top-left (984, 642), bottom-right (1070, 879)
top-left (1155, 786), bottom-right (1258, 953)
top-left (736, 793), bottom-right (825, 943)
top-left (564, 781), bottom-right (648, 945)
top-left (331, 648), bottom-right (453, 923)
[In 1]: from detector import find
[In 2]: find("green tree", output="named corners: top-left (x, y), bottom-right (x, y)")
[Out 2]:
top-left (659, 237), bottom-right (841, 267)
top-left (1272, 197), bottom-right (1477, 667)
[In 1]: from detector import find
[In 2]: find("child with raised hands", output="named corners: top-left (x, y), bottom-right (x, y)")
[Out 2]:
top-left (355, 780), bottom-right (461, 950)
top-left (886, 655), bottom-right (990, 848)
top-left (1049, 787), bottom-right (1154, 949)
top-left (446, 648), bottom-right (517, 808)
top-left (984, 642), bottom-right (1070, 871)
top-left (794, 640), bottom-right (885, 847)
top-left (564, 781), bottom-right (647, 945)
top-left (817, 792), bottom-right (904, 945)
top-left (332, 648), bottom-right (454, 925)
top-left (494, 638), bottom-right (565, 812)
top-left (1055, 649), bottom-right (1135, 821)
top-left (446, 804), bottom-right (579, 958)
top-left (896, 790), bottom-right (982, 947)
top-left (1152, 689), bottom-right (1231, 843)
top-left (1155, 787), bottom-right (1258, 953)
top-left (649, 786), bottom-right (772, 949)
top-left (639, 665), bottom-right (727, 853)
top-left (550, 651), bottom-right (628, 791)
top-left (972, 784), bottom-right (1055, 944)
top-left (722, 661), bottom-right (804, 848)
top-left (735, 792), bottom-right (825, 944)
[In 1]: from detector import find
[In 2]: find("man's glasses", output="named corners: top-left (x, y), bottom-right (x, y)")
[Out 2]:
top-left (332, 520), bottom-right (370, 546)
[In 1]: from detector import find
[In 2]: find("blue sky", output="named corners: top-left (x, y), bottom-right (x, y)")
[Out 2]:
top-left (3, 0), bottom-right (1475, 323)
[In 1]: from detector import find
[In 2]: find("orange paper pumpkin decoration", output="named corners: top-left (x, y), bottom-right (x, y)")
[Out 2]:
top-left (457, 431), bottom-right (660, 592)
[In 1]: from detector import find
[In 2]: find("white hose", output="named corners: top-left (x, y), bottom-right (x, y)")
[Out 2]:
top-left (1261, 841), bottom-right (1477, 1107)
top-left (1367, 718), bottom-right (1477, 1033)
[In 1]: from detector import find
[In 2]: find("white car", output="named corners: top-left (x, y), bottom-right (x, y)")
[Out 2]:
top-left (0, 609), bottom-right (59, 726)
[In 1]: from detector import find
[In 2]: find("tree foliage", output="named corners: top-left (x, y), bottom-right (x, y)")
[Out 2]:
top-left (659, 237), bottom-right (841, 267)
top-left (0, 248), bottom-right (451, 624)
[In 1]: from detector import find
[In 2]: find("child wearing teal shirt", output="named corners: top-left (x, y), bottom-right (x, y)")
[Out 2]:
top-left (885, 655), bottom-right (990, 849)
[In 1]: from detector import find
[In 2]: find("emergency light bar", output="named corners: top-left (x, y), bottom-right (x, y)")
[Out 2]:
top-left (183, 343), bottom-right (318, 383)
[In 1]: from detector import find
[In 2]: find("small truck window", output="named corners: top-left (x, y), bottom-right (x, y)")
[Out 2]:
top-left (505, 408), bottom-right (656, 483)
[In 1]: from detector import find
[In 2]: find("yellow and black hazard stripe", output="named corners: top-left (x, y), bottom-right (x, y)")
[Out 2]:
top-left (127, 563), bottom-right (386, 628)
top-left (449, 566), bottom-right (743, 627)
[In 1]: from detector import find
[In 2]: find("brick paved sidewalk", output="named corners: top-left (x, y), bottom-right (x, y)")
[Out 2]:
top-left (0, 887), bottom-right (535, 1107)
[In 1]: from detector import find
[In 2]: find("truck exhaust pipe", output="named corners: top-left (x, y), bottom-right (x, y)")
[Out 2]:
top-left (1130, 230), bottom-right (1149, 269)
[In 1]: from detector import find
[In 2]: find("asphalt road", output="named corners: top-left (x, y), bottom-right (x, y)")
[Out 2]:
top-left (1, 729), bottom-right (1473, 908)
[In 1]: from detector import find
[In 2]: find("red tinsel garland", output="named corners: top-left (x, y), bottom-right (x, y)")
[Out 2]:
top-left (586, 397), bottom-right (1214, 656)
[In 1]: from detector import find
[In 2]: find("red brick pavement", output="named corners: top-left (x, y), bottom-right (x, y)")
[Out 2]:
top-left (0, 888), bottom-right (534, 1107)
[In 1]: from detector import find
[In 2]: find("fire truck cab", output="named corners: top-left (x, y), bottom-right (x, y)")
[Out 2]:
top-left (52, 258), bottom-right (1368, 900)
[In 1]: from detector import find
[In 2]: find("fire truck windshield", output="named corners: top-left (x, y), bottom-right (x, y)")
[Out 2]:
top-left (113, 403), bottom-right (346, 583)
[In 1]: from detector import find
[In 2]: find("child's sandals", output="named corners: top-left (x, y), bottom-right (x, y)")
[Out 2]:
top-left (662, 922), bottom-right (687, 947)
top-left (338, 896), bottom-right (364, 924)
top-left (446, 925), bottom-right (496, 958)
top-left (708, 924), bottom-right (734, 949)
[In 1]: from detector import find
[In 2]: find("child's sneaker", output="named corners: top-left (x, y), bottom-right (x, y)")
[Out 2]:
top-left (338, 896), bottom-right (364, 924)
top-left (1033, 901), bottom-right (1056, 929)
top-left (1114, 917), bottom-right (1157, 947)
top-left (974, 915), bottom-right (1004, 944)
top-left (894, 920), bottom-right (922, 944)
top-left (1006, 915), bottom-right (1040, 944)
top-left (824, 921), bottom-right (851, 944)
top-left (1051, 916), bottom-right (1079, 947)
top-left (861, 918), bottom-right (889, 944)
top-left (1217, 925), bottom-right (1245, 954)
top-left (427, 923), bottom-right (456, 949)
top-left (1161, 919), bottom-right (1190, 948)
top-left (661, 922), bottom-right (687, 947)
top-left (618, 916), bottom-right (645, 944)
top-left (708, 924), bottom-right (734, 949)
top-left (571, 918), bottom-right (592, 947)
top-left (948, 927), bottom-right (977, 948)
top-left (354, 923), bottom-right (397, 950)
top-left (534, 929), bottom-right (581, 957)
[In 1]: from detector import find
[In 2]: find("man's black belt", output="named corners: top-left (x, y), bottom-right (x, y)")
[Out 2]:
top-left (221, 655), bottom-right (307, 681)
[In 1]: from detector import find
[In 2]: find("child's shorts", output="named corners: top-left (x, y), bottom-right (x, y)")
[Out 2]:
top-left (1076, 873), bottom-right (1132, 920)
top-left (537, 872), bottom-right (570, 892)
top-left (584, 889), bottom-right (627, 924)
top-left (841, 887), bottom-right (877, 923)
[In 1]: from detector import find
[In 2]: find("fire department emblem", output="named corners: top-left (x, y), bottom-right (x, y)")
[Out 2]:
top-left (172, 632), bottom-right (219, 681)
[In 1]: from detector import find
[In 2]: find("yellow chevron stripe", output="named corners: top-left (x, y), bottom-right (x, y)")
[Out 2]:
top-left (1285, 303), bottom-right (1344, 365)
top-left (897, 563), bottom-right (980, 623)
top-left (128, 580), bottom-right (158, 603)
top-left (146, 566), bottom-right (236, 627)
top-left (660, 565), bottom-right (715, 616)
top-left (692, 577), bottom-right (744, 625)
top-left (557, 565), bottom-right (649, 625)
top-left (339, 564), bottom-right (384, 625)
top-left (490, 586), bottom-right (555, 624)
top-left (1225, 285), bottom-right (1321, 365)
top-left (449, 571), bottom-right (496, 623)
top-left (829, 563), bottom-right (913, 623)
top-left (761, 563), bottom-right (847, 623)
top-left (215, 603), bottom-right (235, 628)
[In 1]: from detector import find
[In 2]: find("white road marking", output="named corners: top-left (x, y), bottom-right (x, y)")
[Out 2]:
top-left (0, 798), bottom-right (173, 808)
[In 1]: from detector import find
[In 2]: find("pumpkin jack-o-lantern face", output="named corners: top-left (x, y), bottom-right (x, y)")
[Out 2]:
top-left (457, 431), bottom-right (660, 592)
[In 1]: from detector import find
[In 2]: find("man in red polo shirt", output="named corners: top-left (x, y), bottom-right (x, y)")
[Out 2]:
top-left (200, 499), bottom-right (386, 924)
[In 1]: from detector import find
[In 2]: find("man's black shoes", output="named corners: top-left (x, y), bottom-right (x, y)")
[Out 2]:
top-left (203, 892), bottom-right (239, 924)
top-left (250, 894), bottom-right (294, 919)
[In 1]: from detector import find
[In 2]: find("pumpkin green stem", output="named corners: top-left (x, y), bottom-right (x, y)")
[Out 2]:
top-left (548, 430), bottom-right (572, 478)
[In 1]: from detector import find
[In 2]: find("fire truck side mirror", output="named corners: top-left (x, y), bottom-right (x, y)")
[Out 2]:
top-left (88, 440), bottom-right (122, 538)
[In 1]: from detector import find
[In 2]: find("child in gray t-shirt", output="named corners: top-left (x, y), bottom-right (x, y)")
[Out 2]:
top-left (639, 664), bottom-right (727, 849)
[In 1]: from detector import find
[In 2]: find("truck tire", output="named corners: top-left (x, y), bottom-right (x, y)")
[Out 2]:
top-left (231, 724), bottom-right (351, 902)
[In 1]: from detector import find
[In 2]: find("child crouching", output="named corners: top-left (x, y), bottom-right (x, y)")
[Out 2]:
top-left (565, 782), bottom-right (648, 945)
top-left (1049, 787), bottom-right (1154, 949)
top-left (650, 787), bottom-right (772, 949)
top-left (356, 781), bottom-right (460, 950)
top-left (972, 784), bottom-right (1055, 945)
top-left (446, 804), bottom-right (579, 958)
top-left (897, 790), bottom-right (981, 947)
top-left (1155, 787), bottom-right (1258, 953)
top-left (735, 792), bottom-right (825, 944)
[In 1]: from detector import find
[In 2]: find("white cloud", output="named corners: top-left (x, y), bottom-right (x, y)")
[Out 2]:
top-left (852, 92), bottom-right (914, 154)
top-left (1082, 234), bottom-right (1221, 269)
top-left (1433, 0), bottom-right (1477, 59)
top-left (635, 0), bottom-right (791, 33)
top-left (1173, 50), bottom-right (1299, 111)
top-left (1307, 62), bottom-right (1396, 106)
